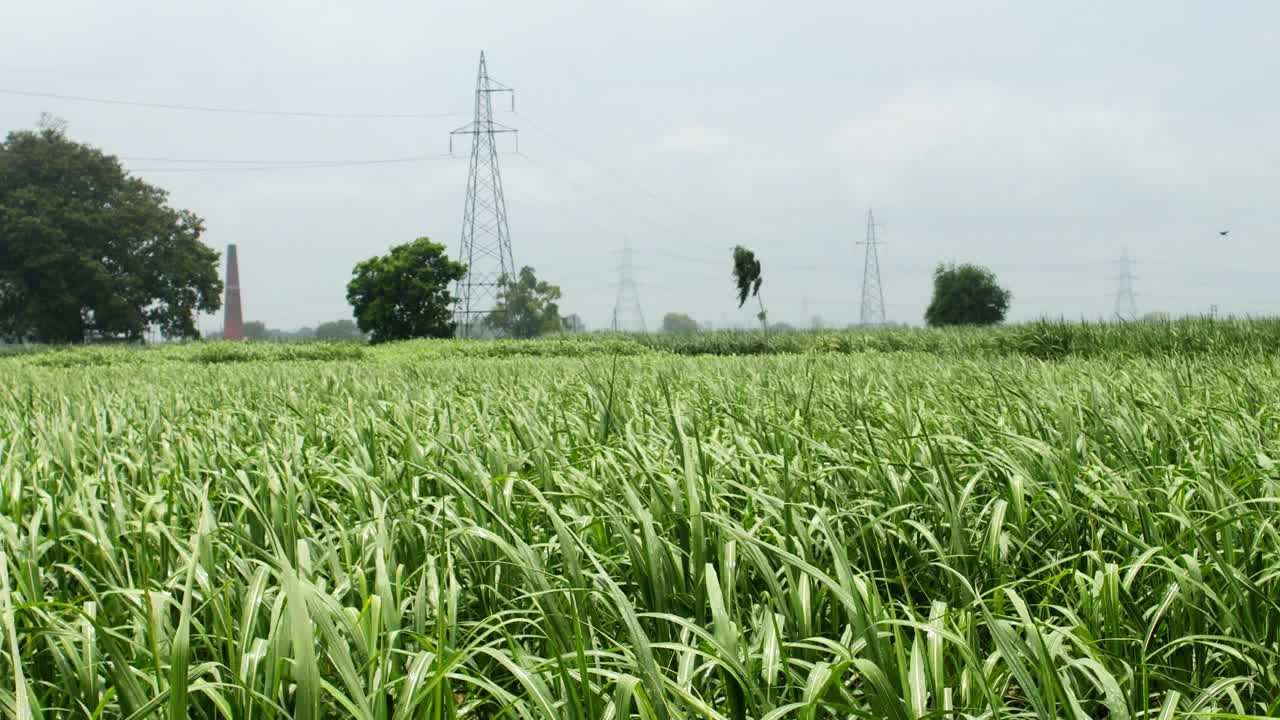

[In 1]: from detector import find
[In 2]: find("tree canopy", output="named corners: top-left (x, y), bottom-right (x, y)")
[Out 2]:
top-left (0, 124), bottom-right (222, 343)
top-left (346, 237), bottom-right (466, 343)
top-left (242, 321), bottom-right (269, 341)
top-left (315, 318), bottom-right (365, 341)
top-left (924, 262), bottom-right (1011, 327)
top-left (486, 266), bottom-right (563, 339)
top-left (661, 312), bottom-right (699, 333)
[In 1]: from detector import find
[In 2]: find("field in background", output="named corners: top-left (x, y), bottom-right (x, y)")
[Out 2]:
top-left (3, 321), bottom-right (1280, 717)
top-left (6, 316), bottom-right (1280, 366)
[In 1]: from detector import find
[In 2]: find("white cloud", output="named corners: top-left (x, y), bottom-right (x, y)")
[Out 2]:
top-left (504, 156), bottom-right (602, 208)
top-left (656, 125), bottom-right (733, 155)
top-left (829, 85), bottom-right (1195, 211)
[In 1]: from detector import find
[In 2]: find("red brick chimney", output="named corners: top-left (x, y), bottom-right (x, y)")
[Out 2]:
top-left (223, 244), bottom-right (244, 341)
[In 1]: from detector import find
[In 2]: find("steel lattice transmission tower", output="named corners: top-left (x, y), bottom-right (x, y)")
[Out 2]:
top-left (451, 51), bottom-right (518, 337)
top-left (1113, 248), bottom-right (1139, 321)
top-left (858, 209), bottom-right (887, 326)
top-left (612, 237), bottom-right (647, 332)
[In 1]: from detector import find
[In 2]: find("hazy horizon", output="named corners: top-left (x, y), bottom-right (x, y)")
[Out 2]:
top-left (3, 1), bottom-right (1276, 333)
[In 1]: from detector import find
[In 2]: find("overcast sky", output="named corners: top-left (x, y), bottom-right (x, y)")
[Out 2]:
top-left (3, 1), bottom-right (1277, 331)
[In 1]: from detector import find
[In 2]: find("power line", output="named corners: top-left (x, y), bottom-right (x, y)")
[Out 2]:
top-left (0, 87), bottom-right (470, 120)
top-left (513, 149), bottom-right (698, 249)
top-left (122, 153), bottom-right (447, 165)
top-left (2, 146), bottom-right (460, 172)
top-left (128, 154), bottom-right (457, 173)
top-left (514, 108), bottom-right (789, 257)
top-left (512, 150), bottom-right (831, 273)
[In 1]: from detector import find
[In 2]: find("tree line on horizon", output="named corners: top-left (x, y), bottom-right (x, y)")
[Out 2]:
top-left (204, 318), bottom-right (366, 342)
top-left (3, 123), bottom-right (1015, 345)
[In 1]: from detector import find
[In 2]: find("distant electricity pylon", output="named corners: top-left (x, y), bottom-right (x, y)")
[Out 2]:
top-left (451, 51), bottom-right (517, 337)
top-left (612, 237), bottom-right (647, 332)
top-left (1113, 248), bottom-right (1139, 321)
top-left (858, 209), bottom-right (887, 326)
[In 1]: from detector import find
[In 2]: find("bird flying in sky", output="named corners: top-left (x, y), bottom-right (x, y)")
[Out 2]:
top-left (1219, 230), bottom-right (1230, 236)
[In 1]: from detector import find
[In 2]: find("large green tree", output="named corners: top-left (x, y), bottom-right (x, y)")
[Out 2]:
top-left (346, 237), bottom-right (466, 343)
top-left (486, 266), bottom-right (563, 339)
top-left (0, 124), bottom-right (222, 342)
top-left (924, 262), bottom-right (1011, 326)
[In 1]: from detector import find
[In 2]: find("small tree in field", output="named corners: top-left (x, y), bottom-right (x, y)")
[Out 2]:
top-left (346, 237), bottom-right (466, 343)
top-left (924, 262), bottom-right (1011, 327)
top-left (242, 321), bottom-right (269, 341)
top-left (561, 314), bottom-right (586, 333)
top-left (486, 266), bottom-right (563, 339)
top-left (731, 245), bottom-right (767, 331)
top-left (661, 312), bottom-right (699, 333)
top-left (315, 319), bottom-right (365, 341)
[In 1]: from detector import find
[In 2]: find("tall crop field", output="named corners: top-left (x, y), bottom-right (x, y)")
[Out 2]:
top-left (1, 339), bottom-right (1279, 717)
